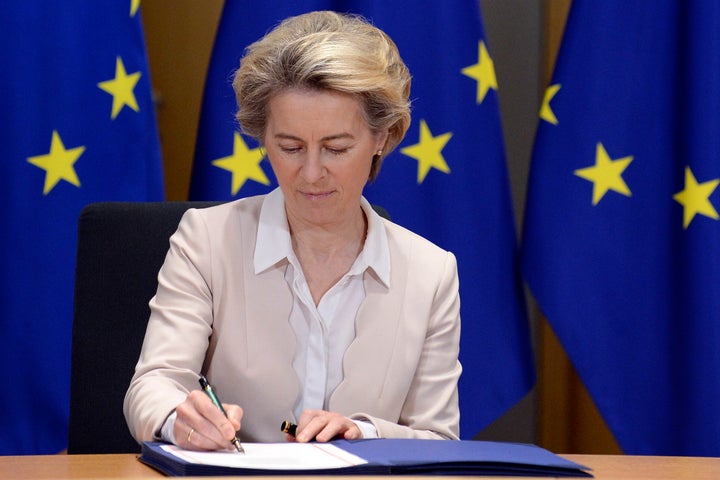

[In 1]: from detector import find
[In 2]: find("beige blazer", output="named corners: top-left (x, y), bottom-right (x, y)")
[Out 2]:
top-left (124, 194), bottom-right (461, 444)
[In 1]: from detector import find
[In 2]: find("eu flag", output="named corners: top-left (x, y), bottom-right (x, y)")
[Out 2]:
top-left (191, 0), bottom-right (534, 439)
top-left (0, 2), bottom-right (164, 454)
top-left (522, 0), bottom-right (720, 455)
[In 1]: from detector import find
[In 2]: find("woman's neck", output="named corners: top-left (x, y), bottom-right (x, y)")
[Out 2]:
top-left (288, 207), bottom-right (368, 305)
top-left (288, 207), bottom-right (367, 261)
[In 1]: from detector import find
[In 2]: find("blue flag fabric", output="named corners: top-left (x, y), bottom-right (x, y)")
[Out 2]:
top-left (522, 0), bottom-right (720, 456)
top-left (0, 2), bottom-right (164, 454)
top-left (191, 0), bottom-right (534, 439)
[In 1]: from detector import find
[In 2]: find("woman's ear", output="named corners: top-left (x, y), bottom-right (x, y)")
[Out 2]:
top-left (376, 130), bottom-right (390, 152)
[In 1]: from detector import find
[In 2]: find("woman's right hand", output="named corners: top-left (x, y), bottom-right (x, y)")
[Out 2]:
top-left (173, 390), bottom-right (243, 451)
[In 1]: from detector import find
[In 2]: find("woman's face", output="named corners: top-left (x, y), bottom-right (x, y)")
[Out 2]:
top-left (264, 88), bottom-right (388, 228)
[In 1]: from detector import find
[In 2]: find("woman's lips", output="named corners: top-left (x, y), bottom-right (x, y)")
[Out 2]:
top-left (301, 190), bottom-right (334, 200)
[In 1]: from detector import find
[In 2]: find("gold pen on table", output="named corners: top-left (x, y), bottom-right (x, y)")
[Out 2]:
top-left (198, 374), bottom-right (245, 453)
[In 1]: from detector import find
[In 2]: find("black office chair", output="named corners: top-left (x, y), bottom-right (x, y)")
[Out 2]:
top-left (68, 201), bottom-right (221, 454)
top-left (67, 200), bottom-right (390, 454)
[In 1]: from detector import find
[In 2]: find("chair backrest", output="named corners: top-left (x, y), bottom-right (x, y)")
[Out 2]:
top-left (67, 200), bottom-right (389, 454)
top-left (68, 201), bottom-right (221, 454)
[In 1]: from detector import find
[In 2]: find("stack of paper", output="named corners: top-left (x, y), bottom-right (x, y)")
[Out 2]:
top-left (140, 439), bottom-right (592, 477)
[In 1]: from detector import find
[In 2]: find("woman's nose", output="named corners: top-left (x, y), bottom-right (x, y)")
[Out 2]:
top-left (300, 151), bottom-right (326, 183)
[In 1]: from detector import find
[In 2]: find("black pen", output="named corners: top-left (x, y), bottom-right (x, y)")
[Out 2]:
top-left (198, 374), bottom-right (244, 453)
top-left (281, 420), bottom-right (298, 437)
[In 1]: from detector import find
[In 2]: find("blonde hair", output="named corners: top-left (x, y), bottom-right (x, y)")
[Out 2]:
top-left (232, 10), bottom-right (411, 181)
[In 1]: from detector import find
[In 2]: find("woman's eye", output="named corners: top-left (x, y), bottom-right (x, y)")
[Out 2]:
top-left (280, 145), bottom-right (302, 153)
top-left (326, 146), bottom-right (350, 155)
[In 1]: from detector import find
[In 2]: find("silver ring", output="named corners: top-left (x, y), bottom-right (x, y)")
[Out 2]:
top-left (187, 427), bottom-right (195, 444)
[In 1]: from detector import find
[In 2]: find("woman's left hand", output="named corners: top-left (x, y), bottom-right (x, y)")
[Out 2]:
top-left (288, 409), bottom-right (362, 443)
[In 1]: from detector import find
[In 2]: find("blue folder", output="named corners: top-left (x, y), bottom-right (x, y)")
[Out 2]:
top-left (336, 439), bottom-right (591, 476)
top-left (140, 439), bottom-right (592, 477)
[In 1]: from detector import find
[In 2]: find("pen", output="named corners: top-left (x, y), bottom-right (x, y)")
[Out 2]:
top-left (198, 374), bottom-right (245, 453)
top-left (281, 420), bottom-right (297, 437)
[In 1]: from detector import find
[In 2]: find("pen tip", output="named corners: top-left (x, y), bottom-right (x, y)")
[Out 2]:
top-left (234, 441), bottom-right (245, 454)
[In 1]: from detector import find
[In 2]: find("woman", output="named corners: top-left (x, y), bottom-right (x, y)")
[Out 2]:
top-left (124, 10), bottom-right (462, 451)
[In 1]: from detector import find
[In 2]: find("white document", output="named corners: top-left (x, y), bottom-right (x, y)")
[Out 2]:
top-left (160, 443), bottom-right (368, 470)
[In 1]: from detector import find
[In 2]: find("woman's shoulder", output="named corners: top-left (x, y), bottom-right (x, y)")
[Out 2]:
top-left (382, 218), bottom-right (442, 249)
top-left (184, 194), bottom-right (266, 222)
top-left (381, 219), bottom-right (458, 296)
top-left (381, 218), bottom-right (455, 262)
top-left (172, 195), bottom-right (267, 247)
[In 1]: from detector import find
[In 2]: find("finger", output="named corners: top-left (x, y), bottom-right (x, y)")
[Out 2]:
top-left (175, 416), bottom-right (221, 451)
top-left (223, 403), bottom-right (243, 431)
top-left (296, 411), bottom-right (354, 443)
top-left (174, 398), bottom-right (209, 450)
top-left (295, 410), bottom-right (324, 442)
top-left (174, 417), bottom-right (196, 450)
top-left (314, 416), bottom-right (354, 442)
top-left (179, 391), bottom-right (235, 450)
top-left (191, 392), bottom-right (238, 444)
top-left (342, 425), bottom-right (362, 440)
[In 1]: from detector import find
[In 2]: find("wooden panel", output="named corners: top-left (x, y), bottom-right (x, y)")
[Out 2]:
top-left (3, 453), bottom-right (719, 479)
top-left (141, 0), bottom-right (225, 200)
top-left (542, 0), bottom-right (572, 85)
top-left (538, 318), bottom-right (622, 454)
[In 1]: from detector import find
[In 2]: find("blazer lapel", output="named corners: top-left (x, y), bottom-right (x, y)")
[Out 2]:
top-left (244, 259), bottom-right (299, 416)
top-left (331, 259), bottom-right (408, 413)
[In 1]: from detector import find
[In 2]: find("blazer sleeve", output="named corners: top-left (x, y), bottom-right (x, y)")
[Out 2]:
top-left (352, 248), bottom-right (462, 440)
top-left (123, 208), bottom-right (215, 443)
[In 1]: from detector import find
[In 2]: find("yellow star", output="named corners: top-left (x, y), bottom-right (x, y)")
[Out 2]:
top-left (574, 142), bottom-right (633, 205)
top-left (130, 0), bottom-right (141, 16)
top-left (400, 119), bottom-right (452, 184)
top-left (672, 166), bottom-right (719, 229)
top-left (539, 84), bottom-right (561, 125)
top-left (461, 41), bottom-right (498, 104)
top-left (27, 131), bottom-right (85, 195)
top-left (212, 132), bottom-right (270, 195)
top-left (97, 57), bottom-right (141, 120)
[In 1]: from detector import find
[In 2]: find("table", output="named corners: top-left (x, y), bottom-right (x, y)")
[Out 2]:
top-left (0, 453), bottom-right (718, 479)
